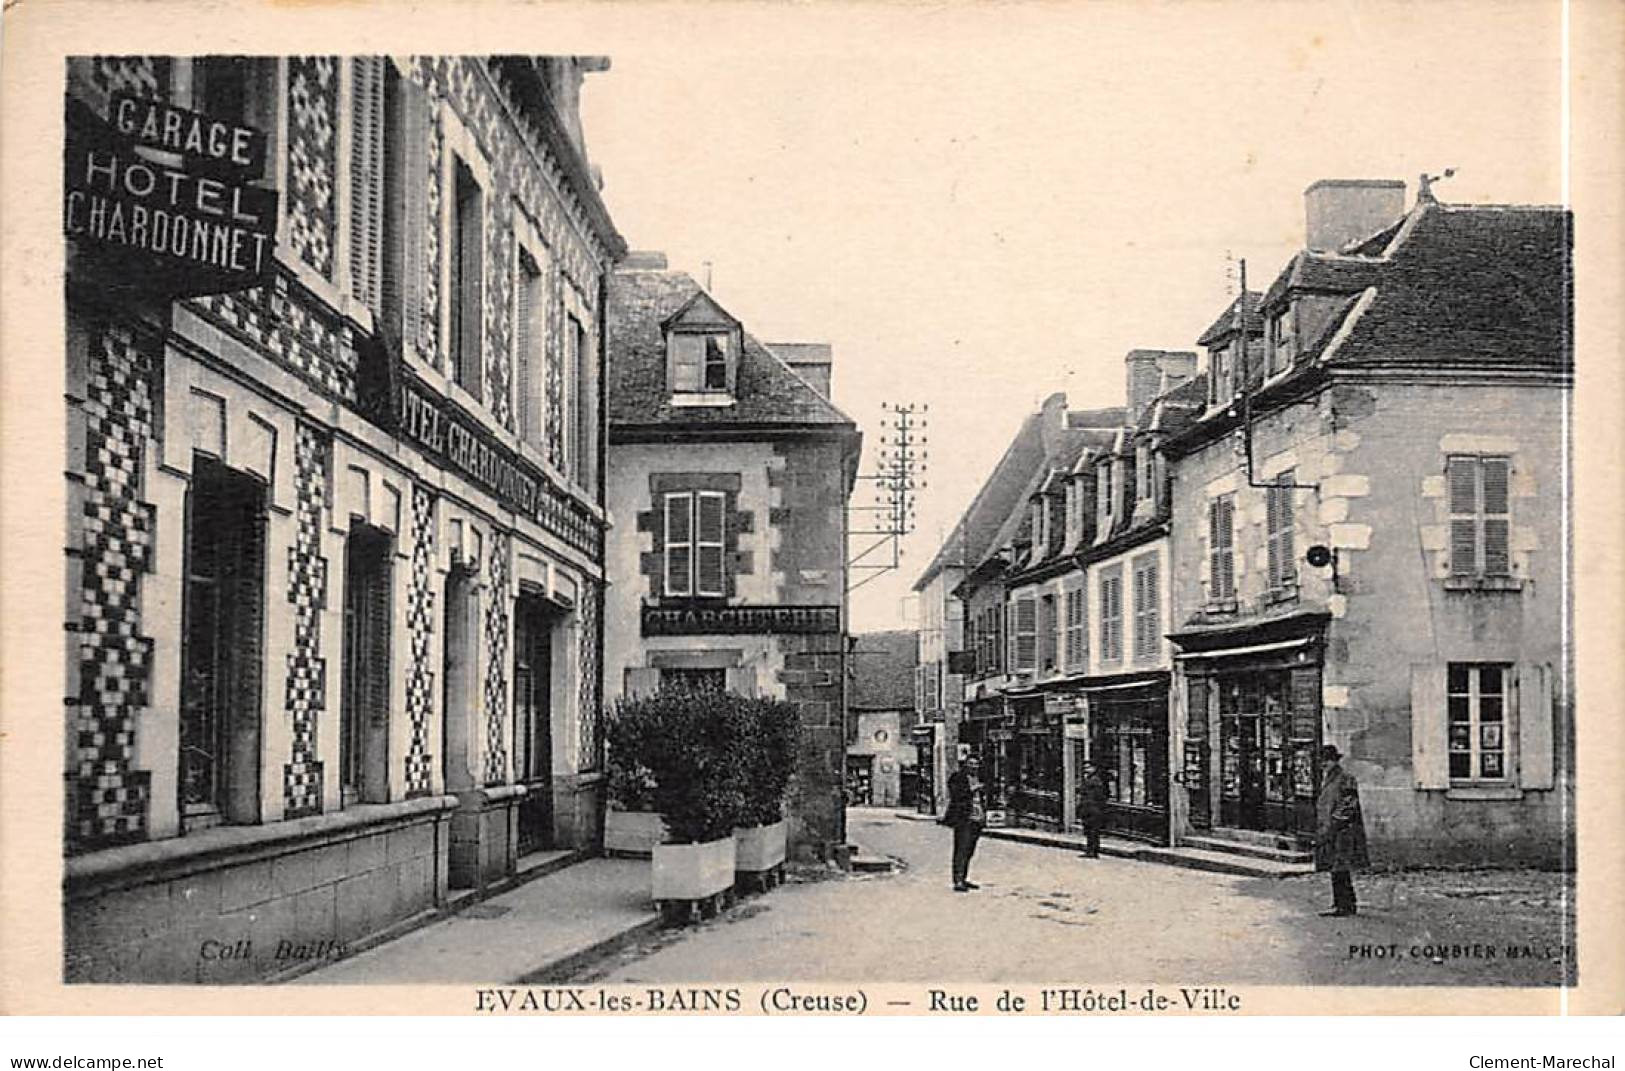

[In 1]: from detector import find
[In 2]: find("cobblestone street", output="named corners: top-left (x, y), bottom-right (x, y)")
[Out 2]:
top-left (571, 809), bottom-right (1575, 988)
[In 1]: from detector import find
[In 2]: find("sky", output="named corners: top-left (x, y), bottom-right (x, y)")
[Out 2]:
top-left (575, 1), bottom-right (1564, 633)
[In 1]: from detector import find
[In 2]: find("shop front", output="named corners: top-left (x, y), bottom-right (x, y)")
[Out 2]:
top-left (1081, 676), bottom-right (1171, 844)
top-left (909, 724), bottom-right (936, 814)
top-left (958, 697), bottom-right (1012, 821)
top-left (1010, 694), bottom-right (1063, 830)
top-left (1172, 613), bottom-right (1329, 846)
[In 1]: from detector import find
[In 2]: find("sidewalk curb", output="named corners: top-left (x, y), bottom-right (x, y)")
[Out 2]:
top-left (977, 826), bottom-right (1314, 879)
top-left (511, 914), bottom-right (665, 985)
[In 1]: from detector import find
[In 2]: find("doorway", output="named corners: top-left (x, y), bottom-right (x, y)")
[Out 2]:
top-left (1217, 669), bottom-right (1319, 839)
top-left (440, 563), bottom-right (477, 794)
top-left (512, 594), bottom-right (557, 855)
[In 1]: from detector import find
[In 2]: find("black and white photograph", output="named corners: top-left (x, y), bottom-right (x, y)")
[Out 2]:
top-left (3, 0), bottom-right (1622, 1036)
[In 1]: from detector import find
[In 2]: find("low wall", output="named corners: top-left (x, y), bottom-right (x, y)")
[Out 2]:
top-left (65, 796), bottom-right (456, 984)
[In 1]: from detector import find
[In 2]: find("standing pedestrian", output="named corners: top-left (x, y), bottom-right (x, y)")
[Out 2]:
top-left (1314, 744), bottom-right (1369, 917)
top-left (940, 760), bottom-right (985, 892)
top-left (1077, 760), bottom-right (1108, 859)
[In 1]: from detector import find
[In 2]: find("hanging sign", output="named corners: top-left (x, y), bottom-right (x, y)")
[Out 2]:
top-left (64, 96), bottom-right (277, 296)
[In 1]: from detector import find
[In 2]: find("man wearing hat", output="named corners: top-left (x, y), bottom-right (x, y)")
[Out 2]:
top-left (1315, 744), bottom-right (1369, 916)
top-left (940, 759), bottom-right (985, 892)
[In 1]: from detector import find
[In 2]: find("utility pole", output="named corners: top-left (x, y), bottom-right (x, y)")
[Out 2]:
top-left (848, 401), bottom-right (928, 592)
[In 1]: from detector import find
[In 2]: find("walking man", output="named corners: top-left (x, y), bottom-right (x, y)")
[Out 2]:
top-left (1077, 760), bottom-right (1108, 858)
top-left (941, 760), bottom-right (985, 892)
top-left (1314, 744), bottom-right (1369, 917)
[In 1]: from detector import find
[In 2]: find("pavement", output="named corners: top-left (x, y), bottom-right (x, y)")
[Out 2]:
top-left (289, 807), bottom-right (1576, 987)
top-left (292, 856), bottom-right (660, 985)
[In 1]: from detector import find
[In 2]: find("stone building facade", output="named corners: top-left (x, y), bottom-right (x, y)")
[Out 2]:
top-left (63, 55), bottom-right (623, 982)
top-left (1165, 181), bottom-right (1572, 866)
top-left (602, 256), bottom-right (861, 860)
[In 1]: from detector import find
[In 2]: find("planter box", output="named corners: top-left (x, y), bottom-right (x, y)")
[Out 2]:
top-left (652, 835), bottom-right (736, 903)
top-left (733, 820), bottom-right (787, 873)
top-left (604, 808), bottom-right (669, 858)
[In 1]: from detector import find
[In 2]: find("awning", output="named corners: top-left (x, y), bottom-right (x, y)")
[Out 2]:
top-left (1174, 636), bottom-right (1313, 662)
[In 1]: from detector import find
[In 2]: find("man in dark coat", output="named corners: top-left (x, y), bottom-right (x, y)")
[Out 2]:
top-left (940, 761), bottom-right (984, 892)
top-left (1077, 760), bottom-right (1108, 858)
top-left (1314, 744), bottom-right (1369, 916)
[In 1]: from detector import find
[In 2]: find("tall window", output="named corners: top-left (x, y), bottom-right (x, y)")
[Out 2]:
top-left (1099, 565), bottom-right (1124, 663)
top-left (1064, 587), bottom-right (1087, 671)
top-left (180, 457), bottom-right (266, 825)
top-left (1211, 344), bottom-right (1233, 406)
top-left (1097, 461), bottom-right (1112, 528)
top-left (703, 335), bottom-right (728, 390)
top-left (1448, 663), bottom-right (1510, 782)
top-left (1011, 596), bottom-right (1037, 671)
top-left (1132, 552), bottom-right (1160, 662)
top-left (341, 524), bottom-right (393, 805)
top-left (663, 491), bottom-right (726, 598)
top-left (449, 157), bottom-right (484, 397)
top-left (1039, 593), bottom-right (1058, 673)
top-left (1266, 472), bottom-right (1297, 593)
top-left (1448, 455), bottom-right (1511, 577)
top-left (1208, 495), bottom-right (1236, 603)
top-left (515, 246), bottom-right (545, 448)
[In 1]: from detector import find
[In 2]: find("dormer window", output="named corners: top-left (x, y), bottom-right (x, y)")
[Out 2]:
top-left (1270, 307), bottom-right (1295, 374)
top-left (1210, 343), bottom-right (1233, 407)
top-left (664, 289), bottom-right (743, 401)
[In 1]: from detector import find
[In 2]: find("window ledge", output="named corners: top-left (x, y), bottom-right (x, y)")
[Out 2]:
top-left (1204, 600), bottom-right (1239, 616)
top-left (671, 392), bottom-right (736, 408)
top-left (1445, 785), bottom-right (1524, 802)
top-left (1443, 576), bottom-right (1524, 592)
top-left (1264, 585), bottom-right (1299, 606)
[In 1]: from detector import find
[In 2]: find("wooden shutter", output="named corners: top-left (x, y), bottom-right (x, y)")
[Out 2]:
top-left (1410, 662), bottom-right (1449, 788)
top-left (1136, 557), bottom-right (1159, 660)
top-left (1276, 478), bottom-right (1295, 587)
top-left (1482, 457), bottom-right (1511, 576)
top-left (624, 667), bottom-right (660, 699)
top-left (724, 665), bottom-right (758, 698)
top-left (225, 496), bottom-right (266, 823)
top-left (385, 70), bottom-right (431, 361)
top-left (1516, 662), bottom-right (1554, 790)
top-left (1209, 497), bottom-right (1234, 600)
top-left (1447, 456), bottom-right (1478, 576)
top-left (664, 493), bottom-right (692, 596)
top-left (1015, 597), bottom-right (1036, 670)
top-left (348, 56), bottom-right (385, 311)
top-left (515, 251), bottom-right (541, 446)
top-left (695, 491), bottom-right (726, 596)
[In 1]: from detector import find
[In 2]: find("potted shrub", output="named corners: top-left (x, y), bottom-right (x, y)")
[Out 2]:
top-left (603, 699), bottom-right (669, 857)
top-left (734, 697), bottom-right (798, 891)
top-left (625, 689), bottom-right (748, 923)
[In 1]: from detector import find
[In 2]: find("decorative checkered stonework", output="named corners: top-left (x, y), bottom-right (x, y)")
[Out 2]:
top-left (286, 57), bottom-right (339, 281)
top-left (404, 485), bottom-right (437, 797)
top-left (485, 209), bottom-right (514, 431)
top-left (481, 531), bottom-right (511, 785)
top-left (283, 422), bottom-right (330, 818)
top-left (418, 95), bottom-right (444, 368)
top-left (70, 323), bottom-right (156, 849)
top-left (187, 272), bottom-right (359, 404)
top-left (87, 56), bottom-right (170, 102)
top-left (576, 578), bottom-right (601, 772)
top-left (544, 268), bottom-right (566, 469)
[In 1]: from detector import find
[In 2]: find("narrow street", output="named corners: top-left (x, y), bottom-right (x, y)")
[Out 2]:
top-left (572, 809), bottom-right (1575, 988)
top-left (578, 809), bottom-right (1312, 984)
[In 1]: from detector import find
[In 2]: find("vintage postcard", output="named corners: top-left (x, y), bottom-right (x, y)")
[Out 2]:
top-left (1, 0), bottom-right (1621, 1022)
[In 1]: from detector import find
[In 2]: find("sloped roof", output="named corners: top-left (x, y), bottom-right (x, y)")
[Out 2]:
top-left (1260, 252), bottom-right (1381, 311)
top-left (1066, 406), bottom-right (1128, 429)
top-left (849, 630), bottom-right (918, 710)
top-left (1324, 203), bottom-right (1571, 370)
top-left (1196, 291), bottom-right (1264, 346)
top-left (607, 267), bottom-right (856, 429)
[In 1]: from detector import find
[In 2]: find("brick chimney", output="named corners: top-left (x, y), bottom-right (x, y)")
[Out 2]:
top-left (619, 250), bottom-right (668, 270)
top-left (1304, 179), bottom-right (1406, 253)
top-left (1124, 349), bottom-right (1198, 423)
top-left (768, 342), bottom-right (833, 399)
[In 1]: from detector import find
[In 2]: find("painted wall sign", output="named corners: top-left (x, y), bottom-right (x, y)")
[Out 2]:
top-left (64, 98), bottom-right (277, 295)
top-left (641, 604), bottom-right (841, 636)
top-left (397, 372), bottom-right (600, 558)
